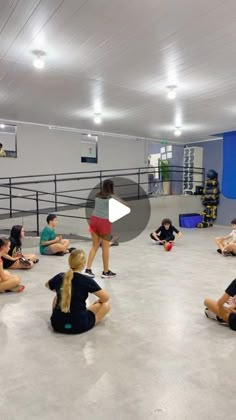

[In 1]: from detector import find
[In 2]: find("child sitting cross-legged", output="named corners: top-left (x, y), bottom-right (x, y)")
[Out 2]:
top-left (150, 218), bottom-right (182, 245)
top-left (0, 236), bottom-right (25, 293)
top-left (45, 249), bottom-right (110, 334)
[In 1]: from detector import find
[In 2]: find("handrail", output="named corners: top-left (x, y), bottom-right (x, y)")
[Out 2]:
top-left (0, 164), bottom-right (205, 235)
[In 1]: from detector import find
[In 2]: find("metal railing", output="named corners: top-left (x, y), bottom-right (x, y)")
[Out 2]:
top-left (0, 165), bottom-right (205, 235)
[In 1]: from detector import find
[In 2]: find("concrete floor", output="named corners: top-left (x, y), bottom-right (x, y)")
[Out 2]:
top-left (0, 225), bottom-right (236, 420)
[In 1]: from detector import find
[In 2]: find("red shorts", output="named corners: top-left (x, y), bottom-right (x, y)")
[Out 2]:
top-left (89, 215), bottom-right (111, 236)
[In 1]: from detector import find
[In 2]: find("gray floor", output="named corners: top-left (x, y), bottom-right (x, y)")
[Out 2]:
top-left (0, 226), bottom-right (236, 420)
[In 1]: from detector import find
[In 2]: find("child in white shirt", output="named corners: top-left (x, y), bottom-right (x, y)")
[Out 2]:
top-left (215, 218), bottom-right (236, 256)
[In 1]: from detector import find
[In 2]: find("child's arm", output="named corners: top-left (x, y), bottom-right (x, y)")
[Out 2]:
top-left (152, 228), bottom-right (164, 242)
top-left (41, 236), bottom-right (62, 246)
top-left (1, 253), bottom-right (20, 262)
top-left (217, 293), bottom-right (236, 316)
top-left (93, 289), bottom-right (110, 303)
top-left (223, 234), bottom-right (231, 240)
top-left (173, 226), bottom-right (182, 238)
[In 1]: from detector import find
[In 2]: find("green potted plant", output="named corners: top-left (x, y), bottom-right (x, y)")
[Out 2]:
top-left (160, 159), bottom-right (170, 194)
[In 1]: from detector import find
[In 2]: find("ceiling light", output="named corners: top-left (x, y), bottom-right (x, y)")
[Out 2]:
top-left (174, 127), bottom-right (182, 136)
top-left (88, 133), bottom-right (91, 137)
top-left (32, 51), bottom-right (46, 69)
top-left (94, 114), bottom-right (102, 124)
top-left (167, 85), bottom-right (177, 100)
top-left (0, 123), bottom-right (5, 128)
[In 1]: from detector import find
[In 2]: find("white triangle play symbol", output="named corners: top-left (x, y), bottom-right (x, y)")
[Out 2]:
top-left (108, 198), bottom-right (131, 223)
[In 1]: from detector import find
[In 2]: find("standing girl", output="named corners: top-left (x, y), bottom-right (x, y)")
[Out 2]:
top-left (86, 179), bottom-right (122, 278)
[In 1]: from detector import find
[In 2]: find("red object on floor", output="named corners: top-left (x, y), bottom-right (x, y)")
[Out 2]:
top-left (164, 242), bottom-right (172, 251)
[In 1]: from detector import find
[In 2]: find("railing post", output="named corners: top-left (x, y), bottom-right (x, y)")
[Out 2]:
top-left (9, 178), bottom-right (12, 217)
top-left (138, 169), bottom-right (140, 199)
top-left (100, 171), bottom-right (103, 189)
top-left (36, 191), bottom-right (39, 236)
top-left (54, 175), bottom-right (57, 211)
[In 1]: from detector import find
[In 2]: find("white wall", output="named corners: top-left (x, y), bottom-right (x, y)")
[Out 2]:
top-left (0, 123), bottom-right (148, 214)
top-left (0, 123), bottom-right (146, 177)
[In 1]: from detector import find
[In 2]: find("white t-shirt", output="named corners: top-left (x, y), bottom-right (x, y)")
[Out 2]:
top-left (228, 229), bottom-right (236, 241)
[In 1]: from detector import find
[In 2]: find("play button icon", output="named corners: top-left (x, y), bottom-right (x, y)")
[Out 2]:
top-left (85, 177), bottom-right (151, 243)
top-left (108, 198), bottom-right (131, 223)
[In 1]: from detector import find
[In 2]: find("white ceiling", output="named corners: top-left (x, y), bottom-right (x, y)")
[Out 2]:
top-left (1, 0), bottom-right (236, 143)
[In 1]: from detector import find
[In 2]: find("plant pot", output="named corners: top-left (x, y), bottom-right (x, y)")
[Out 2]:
top-left (163, 181), bottom-right (170, 195)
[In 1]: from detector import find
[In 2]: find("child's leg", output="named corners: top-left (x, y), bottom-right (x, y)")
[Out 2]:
top-left (86, 232), bottom-right (100, 269)
top-left (150, 233), bottom-right (159, 241)
top-left (110, 234), bottom-right (119, 245)
top-left (0, 271), bottom-right (20, 292)
top-left (87, 301), bottom-right (111, 324)
top-left (223, 243), bottom-right (236, 255)
top-left (8, 259), bottom-right (33, 270)
top-left (61, 239), bottom-right (70, 251)
top-left (204, 297), bottom-right (231, 323)
top-left (215, 237), bottom-right (226, 251)
top-left (44, 243), bottom-right (67, 255)
top-left (101, 234), bottom-right (110, 272)
top-left (24, 253), bottom-right (38, 262)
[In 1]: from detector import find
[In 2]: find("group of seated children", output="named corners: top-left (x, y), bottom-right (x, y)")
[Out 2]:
top-left (149, 217), bottom-right (236, 332)
top-left (0, 214), bottom-right (73, 293)
top-left (0, 214), bottom-right (111, 335)
top-left (2, 213), bottom-right (236, 334)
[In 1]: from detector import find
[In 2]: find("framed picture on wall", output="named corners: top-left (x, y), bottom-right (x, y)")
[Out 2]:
top-left (81, 135), bottom-right (98, 163)
top-left (0, 124), bottom-right (17, 158)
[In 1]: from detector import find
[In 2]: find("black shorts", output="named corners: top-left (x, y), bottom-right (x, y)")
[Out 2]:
top-left (2, 258), bottom-right (15, 269)
top-left (50, 310), bottom-right (96, 334)
top-left (228, 313), bottom-right (236, 331)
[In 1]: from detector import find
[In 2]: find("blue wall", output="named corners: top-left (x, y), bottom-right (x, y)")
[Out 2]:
top-left (191, 138), bottom-right (236, 226)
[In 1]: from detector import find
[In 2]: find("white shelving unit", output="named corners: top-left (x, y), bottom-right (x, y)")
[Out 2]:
top-left (183, 147), bottom-right (203, 194)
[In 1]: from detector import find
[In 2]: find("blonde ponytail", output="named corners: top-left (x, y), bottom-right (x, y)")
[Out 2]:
top-left (60, 268), bottom-right (73, 313)
top-left (60, 249), bottom-right (86, 313)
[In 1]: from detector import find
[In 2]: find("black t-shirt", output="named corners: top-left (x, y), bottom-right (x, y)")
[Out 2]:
top-left (155, 225), bottom-right (179, 239)
top-left (225, 279), bottom-right (236, 296)
top-left (48, 272), bottom-right (101, 314)
top-left (2, 237), bottom-right (21, 269)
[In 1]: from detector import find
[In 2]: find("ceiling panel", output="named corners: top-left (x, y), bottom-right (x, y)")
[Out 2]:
top-left (1, 0), bottom-right (236, 143)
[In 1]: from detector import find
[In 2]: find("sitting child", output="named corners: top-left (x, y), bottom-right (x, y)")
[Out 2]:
top-left (0, 236), bottom-right (25, 293)
top-left (204, 279), bottom-right (236, 331)
top-left (150, 218), bottom-right (182, 244)
top-left (40, 214), bottom-right (74, 256)
top-left (215, 218), bottom-right (236, 256)
top-left (45, 249), bottom-right (110, 334)
top-left (1, 225), bottom-right (38, 270)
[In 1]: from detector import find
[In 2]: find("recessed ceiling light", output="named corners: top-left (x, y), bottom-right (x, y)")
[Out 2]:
top-left (0, 123), bottom-right (5, 128)
top-left (174, 127), bottom-right (182, 136)
top-left (94, 114), bottom-right (102, 124)
top-left (88, 133), bottom-right (91, 137)
top-left (167, 85), bottom-right (177, 100)
top-left (32, 50), bottom-right (46, 69)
